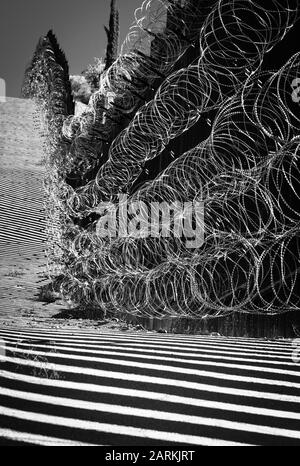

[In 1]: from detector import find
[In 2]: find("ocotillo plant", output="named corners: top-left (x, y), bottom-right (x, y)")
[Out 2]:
top-left (104, 0), bottom-right (119, 70)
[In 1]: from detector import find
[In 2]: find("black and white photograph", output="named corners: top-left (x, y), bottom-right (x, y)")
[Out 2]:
top-left (0, 0), bottom-right (300, 451)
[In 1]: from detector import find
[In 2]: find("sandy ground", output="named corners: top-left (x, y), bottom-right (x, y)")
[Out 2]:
top-left (0, 254), bottom-right (144, 332)
top-left (0, 98), bottom-right (147, 333)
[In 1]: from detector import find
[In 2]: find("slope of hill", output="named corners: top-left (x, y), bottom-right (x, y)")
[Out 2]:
top-left (0, 97), bottom-right (45, 256)
top-left (0, 98), bottom-right (140, 328)
top-left (0, 98), bottom-right (50, 320)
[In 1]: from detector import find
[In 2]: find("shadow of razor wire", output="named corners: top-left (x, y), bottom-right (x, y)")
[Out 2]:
top-left (0, 338), bottom-right (61, 379)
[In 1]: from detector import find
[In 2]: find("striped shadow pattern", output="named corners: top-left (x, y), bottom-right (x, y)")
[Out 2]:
top-left (0, 167), bottom-right (46, 261)
top-left (0, 97), bottom-right (46, 261)
top-left (0, 328), bottom-right (299, 446)
top-left (0, 97), bottom-right (48, 316)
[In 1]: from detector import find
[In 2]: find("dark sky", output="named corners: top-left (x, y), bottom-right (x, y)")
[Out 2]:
top-left (0, 0), bottom-right (143, 98)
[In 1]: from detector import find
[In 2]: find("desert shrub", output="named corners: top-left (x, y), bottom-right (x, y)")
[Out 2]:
top-left (70, 75), bottom-right (91, 105)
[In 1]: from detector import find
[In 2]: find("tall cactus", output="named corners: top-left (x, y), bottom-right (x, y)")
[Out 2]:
top-left (21, 30), bottom-right (75, 282)
top-left (22, 30), bottom-right (74, 117)
top-left (22, 37), bottom-right (45, 98)
top-left (104, 0), bottom-right (120, 70)
top-left (46, 30), bottom-right (75, 115)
